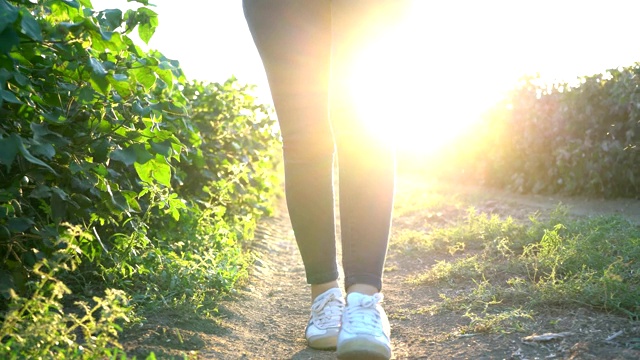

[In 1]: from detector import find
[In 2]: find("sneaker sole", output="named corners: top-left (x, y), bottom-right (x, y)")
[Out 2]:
top-left (307, 329), bottom-right (339, 350)
top-left (336, 335), bottom-right (391, 360)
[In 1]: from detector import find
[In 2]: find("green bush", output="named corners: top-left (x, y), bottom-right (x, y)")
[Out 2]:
top-left (494, 70), bottom-right (640, 197)
top-left (0, 0), bottom-right (189, 301)
top-left (0, 0), bottom-right (280, 357)
top-left (429, 67), bottom-right (640, 198)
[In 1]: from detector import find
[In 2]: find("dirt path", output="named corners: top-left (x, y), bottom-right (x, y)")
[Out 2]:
top-left (460, 184), bottom-right (640, 226)
top-left (123, 176), bottom-right (640, 359)
top-left (197, 203), bottom-right (337, 359)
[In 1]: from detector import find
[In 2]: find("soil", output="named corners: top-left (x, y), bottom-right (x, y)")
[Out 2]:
top-left (121, 175), bottom-right (640, 359)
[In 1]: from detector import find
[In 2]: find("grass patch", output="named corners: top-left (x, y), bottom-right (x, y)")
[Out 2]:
top-left (391, 229), bottom-right (435, 254)
top-left (409, 204), bottom-right (640, 332)
top-left (461, 308), bottom-right (533, 334)
top-left (413, 255), bottom-right (486, 284)
top-left (393, 179), bottom-right (461, 218)
top-left (429, 209), bottom-right (530, 253)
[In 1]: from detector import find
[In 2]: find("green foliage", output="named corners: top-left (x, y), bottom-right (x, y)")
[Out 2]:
top-left (178, 80), bottom-right (280, 221)
top-left (0, 0), bottom-right (188, 298)
top-left (430, 67), bottom-right (640, 198)
top-left (0, 0), bottom-right (280, 357)
top-left (0, 225), bottom-right (132, 359)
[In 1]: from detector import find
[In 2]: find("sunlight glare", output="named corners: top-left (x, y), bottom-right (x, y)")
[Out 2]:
top-left (346, 23), bottom-right (498, 154)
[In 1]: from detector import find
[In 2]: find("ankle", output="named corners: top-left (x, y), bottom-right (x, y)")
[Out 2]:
top-left (311, 280), bottom-right (340, 301)
top-left (346, 284), bottom-right (378, 296)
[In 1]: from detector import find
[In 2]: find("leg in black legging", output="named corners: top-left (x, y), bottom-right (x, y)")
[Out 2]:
top-left (242, 0), bottom-right (339, 286)
top-left (330, 0), bottom-right (397, 292)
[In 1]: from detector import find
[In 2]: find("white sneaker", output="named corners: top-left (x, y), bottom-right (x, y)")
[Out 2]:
top-left (337, 292), bottom-right (392, 360)
top-left (305, 288), bottom-right (345, 349)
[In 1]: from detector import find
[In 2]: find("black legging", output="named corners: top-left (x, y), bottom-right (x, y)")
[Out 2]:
top-left (243, 0), bottom-right (405, 291)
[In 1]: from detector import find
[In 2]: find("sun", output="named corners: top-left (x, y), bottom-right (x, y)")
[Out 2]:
top-left (345, 31), bottom-right (493, 155)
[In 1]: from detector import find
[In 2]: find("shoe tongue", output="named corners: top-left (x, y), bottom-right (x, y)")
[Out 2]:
top-left (323, 287), bottom-right (342, 299)
top-left (316, 287), bottom-right (342, 303)
top-left (346, 292), bottom-right (373, 306)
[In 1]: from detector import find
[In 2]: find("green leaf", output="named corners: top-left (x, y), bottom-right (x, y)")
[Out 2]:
top-left (132, 100), bottom-right (150, 116)
top-left (93, 139), bottom-right (110, 163)
top-left (110, 147), bottom-right (137, 166)
top-left (0, 27), bottom-right (19, 54)
top-left (99, 28), bottom-right (112, 41)
top-left (51, 187), bottom-right (71, 202)
top-left (122, 190), bottom-right (141, 212)
top-left (134, 144), bottom-right (154, 164)
top-left (77, 86), bottom-right (95, 104)
top-left (123, 9), bottom-right (138, 34)
top-left (13, 72), bottom-right (28, 86)
top-left (70, 193), bottom-right (92, 208)
top-left (0, 89), bottom-right (20, 104)
top-left (89, 72), bottom-right (111, 95)
top-left (93, 164), bottom-right (108, 177)
top-left (62, 0), bottom-right (80, 8)
top-left (29, 185), bottom-right (51, 199)
top-left (108, 73), bottom-right (132, 97)
top-left (134, 155), bottom-right (171, 187)
top-left (150, 139), bottom-right (173, 157)
top-left (152, 161), bottom-right (171, 187)
top-left (0, 68), bottom-right (10, 83)
top-left (7, 217), bottom-right (35, 232)
top-left (89, 57), bottom-right (107, 77)
top-left (51, 190), bottom-right (67, 221)
top-left (155, 67), bottom-right (173, 91)
top-left (30, 123), bottom-right (70, 147)
top-left (110, 191), bottom-right (129, 212)
top-left (30, 123), bottom-right (49, 140)
top-left (0, 203), bottom-right (14, 218)
top-left (19, 9), bottom-right (42, 42)
top-left (32, 143), bottom-right (56, 160)
top-left (137, 8), bottom-right (158, 44)
top-left (0, 135), bottom-right (19, 171)
top-left (11, 134), bottom-right (58, 175)
top-left (110, 143), bottom-right (153, 166)
top-left (102, 9), bottom-right (123, 30)
top-left (133, 161), bottom-right (152, 183)
top-left (0, 0), bottom-right (18, 34)
top-left (132, 66), bottom-right (155, 90)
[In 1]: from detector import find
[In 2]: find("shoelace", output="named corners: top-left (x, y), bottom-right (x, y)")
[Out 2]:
top-left (311, 292), bottom-right (344, 328)
top-left (343, 293), bottom-right (384, 334)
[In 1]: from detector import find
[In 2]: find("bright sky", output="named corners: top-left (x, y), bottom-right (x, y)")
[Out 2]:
top-left (91, 0), bottom-right (640, 152)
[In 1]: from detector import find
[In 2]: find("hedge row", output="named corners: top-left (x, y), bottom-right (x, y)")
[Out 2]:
top-left (0, 0), bottom-right (280, 357)
top-left (433, 66), bottom-right (640, 198)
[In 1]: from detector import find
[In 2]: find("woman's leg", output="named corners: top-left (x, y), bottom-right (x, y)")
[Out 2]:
top-left (330, 0), bottom-right (401, 294)
top-left (242, 0), bottom-right (339, 290)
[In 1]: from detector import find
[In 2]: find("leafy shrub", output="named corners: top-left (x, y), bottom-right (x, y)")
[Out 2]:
top-left (494, 70), bottom-right (640, 197)
top-left (428, 67), bottom-right (640, 198)
top-left (0, 0), bottom-right (280, 356)
top-left (0, 0), bottom-right (188, 301)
